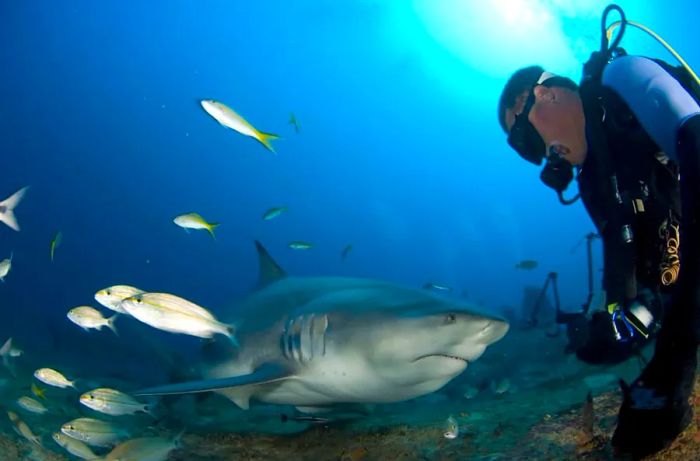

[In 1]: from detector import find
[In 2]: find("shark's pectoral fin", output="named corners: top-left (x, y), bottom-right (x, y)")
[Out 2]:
top-left (133, 363), bottom-right (290, 397)
top-left (219, 385), bottom-right (255, 410)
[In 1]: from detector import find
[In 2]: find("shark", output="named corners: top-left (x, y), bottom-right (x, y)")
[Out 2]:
top-left (135, 242), bottom-right (509, 413)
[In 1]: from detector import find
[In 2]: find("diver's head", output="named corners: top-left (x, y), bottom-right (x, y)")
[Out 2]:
top-left (498, 66), bottom-right (588, 167)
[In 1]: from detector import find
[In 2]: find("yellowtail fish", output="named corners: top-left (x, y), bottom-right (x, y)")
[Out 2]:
top-left (289, 112), bottom-right (300, 133)
top-left (52, 432), bottom-right (98, 460)
top-left (422, 282), bottom-right (453, 292)
top-left (7, 411), bottom-right (41, 446)
top-left (288, 241), bottom-right (313, 250)
top-left (0, 251), bottom-right (13, 282)
top-left (50, 230), bottom-right (63, 261)
top-left (80, 388), bottom-right (152, 416)
top-left (34, 367), bottom-right (76, 389)
top-left (95, 285), bottom-right (144, 314)
top-left (31, 383), bottom-right (47, 400)
top-left (515, 259), bottom-right (538, 270)
top-left (67, 306), bottom-right (118, 334)
top-left (61, 417), bottom-right (129, 447)
top-left (120, 292), bottom-right (237, 343)
top-left (341, 244), bottom-right (353, 261)
top-left (173, 212), bottom-right (220, 239)
top-left (0, 186), bottom-right (29, 231)
top-left (443, 415), bottom-right (459, 440)
top-left (262, 206), bottom-right (288, 221)
top-left (103, 434), bottom-right (182, 461)
top-left (200, 99), bottom-right (280, 153)
top-left (17, 396), bottom-right (48, 415)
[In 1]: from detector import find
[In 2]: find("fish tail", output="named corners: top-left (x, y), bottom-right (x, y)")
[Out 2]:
top-left (225, 324), bottom-right (239, 347)
top-left (0, 338), bottom-right (11, 357)
top-left (0, 210), bottom-right (19, 232)
top-left (107, 314), bottom-right (119, 336)
top-left (206, 223), bottom-right (220, 239)
top-left (256, 131), bottom-right (280, 153)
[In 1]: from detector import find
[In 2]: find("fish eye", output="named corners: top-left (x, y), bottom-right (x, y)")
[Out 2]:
top-left (106, 290), bottom-right (111, 295)
top-left (445, 313), bottom-right (457, 324)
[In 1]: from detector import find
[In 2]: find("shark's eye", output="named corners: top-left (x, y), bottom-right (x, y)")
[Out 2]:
top-left (445, 313), bottom-right (457, 324)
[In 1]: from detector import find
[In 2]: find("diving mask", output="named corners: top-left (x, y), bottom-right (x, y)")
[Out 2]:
top-left (507, 71), bottom-right (558, 165)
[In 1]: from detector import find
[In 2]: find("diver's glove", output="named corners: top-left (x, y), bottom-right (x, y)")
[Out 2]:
top-left (612, 344), bottom-right (697, 458)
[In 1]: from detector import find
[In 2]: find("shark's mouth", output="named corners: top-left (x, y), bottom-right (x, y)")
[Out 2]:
top-left (413, 354), bottom-right (469, 363)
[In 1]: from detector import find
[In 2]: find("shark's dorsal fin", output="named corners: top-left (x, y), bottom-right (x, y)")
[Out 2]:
top-left (255, 240), bottom-right (286, 288)
top-left (133, 363), bottom-right (289, 397)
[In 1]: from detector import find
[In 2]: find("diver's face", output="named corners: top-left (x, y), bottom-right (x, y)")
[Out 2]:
top-left (505, 85), bottom-right (588, 166)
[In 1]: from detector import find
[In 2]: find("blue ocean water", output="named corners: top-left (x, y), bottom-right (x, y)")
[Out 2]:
top-left (1, 1), bottom-right (700, 459)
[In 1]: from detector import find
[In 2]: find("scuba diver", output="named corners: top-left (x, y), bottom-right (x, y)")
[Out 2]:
top-left (497, 5), bottom-right (700, 458)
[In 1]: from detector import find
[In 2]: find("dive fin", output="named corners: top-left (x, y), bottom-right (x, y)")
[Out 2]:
top-left (255, 240), bottom-right (286, 289)
top-left (133, 363), bottom-right (290, 397)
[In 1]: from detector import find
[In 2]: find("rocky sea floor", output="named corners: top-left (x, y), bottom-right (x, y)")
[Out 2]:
top-left (3, 370), bottom-right (700, 461)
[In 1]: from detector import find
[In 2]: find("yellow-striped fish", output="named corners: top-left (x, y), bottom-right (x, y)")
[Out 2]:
top-left (200, 99), bottom-right (280, 153)
top-left (173, 213), bottom-right (219, 239)
top-left (50, 231), bottom-right (63, 261)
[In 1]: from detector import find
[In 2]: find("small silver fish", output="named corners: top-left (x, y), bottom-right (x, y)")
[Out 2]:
top-left (262, 206), bottom-right (288, 221)
top-left (17, 396), bottom-right (48, 415)
top-left (341, 244), bottom-right (353, 261)
top-left (80, 388), bottom-right (152, 416)
top-left (492, 378), bottom-right (511, 395)
top-left (288, 241), bottom-right (313, 250)
top-left (0, 251), bottom-right (13, 282)
top-left (120, 292), bottom-right (237, 343)
top-left (52, 432), bottom-right (98, 460)
top-left (7, 411), bottom-right (41, 446)
top-left (443, 415), bottom-right (459, 439)
top-left (200, 99), bottom-right (280, 153)
top-left (289, 112), bottom-right (300, 133)
top-left (67, 306), bottom-right (118, 334)
top-left (103, 434), bottom-right (182, 461)
top-left (423, 282), bottom-right (453, 292)
top-left (463, 386), bottom-right (479, 400)
top-left (50, 231), bottom-right (63, 261)
top-left (94, 285), bottom-right (144, 314)
top-left (61, 417), bottom-right (129, 447)
top-left (34, 367), bottom-right (76, 389)
top-left (173, 212), bottom-right (220, 238)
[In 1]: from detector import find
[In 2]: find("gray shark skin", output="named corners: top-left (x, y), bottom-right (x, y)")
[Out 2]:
top-left (135, 242), bottom-right (509, 412)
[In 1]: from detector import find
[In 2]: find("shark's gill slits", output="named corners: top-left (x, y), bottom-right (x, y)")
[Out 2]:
top-left (281, 314), bottom-right (329, 364)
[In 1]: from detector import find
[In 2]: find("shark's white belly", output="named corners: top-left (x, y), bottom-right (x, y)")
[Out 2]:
top-left (253, 358), bottom-right (455, 406)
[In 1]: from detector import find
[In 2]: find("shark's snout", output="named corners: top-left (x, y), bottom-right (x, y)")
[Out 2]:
top-left (478, 319), bottom-right (509, 344)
